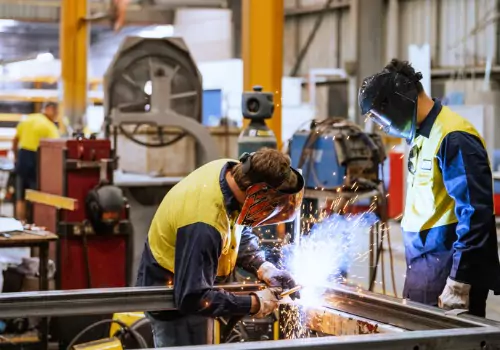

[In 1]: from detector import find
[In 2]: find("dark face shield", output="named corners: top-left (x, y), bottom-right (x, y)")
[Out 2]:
top-left (359, 71), bottom-right (419, 145)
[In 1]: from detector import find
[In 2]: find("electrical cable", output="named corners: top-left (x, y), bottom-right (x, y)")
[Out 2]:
top-left (66, 319), bottom-right (148, 350)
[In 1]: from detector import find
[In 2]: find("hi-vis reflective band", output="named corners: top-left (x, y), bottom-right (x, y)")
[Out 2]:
top-left (421, 159), bottom-right (432, 171)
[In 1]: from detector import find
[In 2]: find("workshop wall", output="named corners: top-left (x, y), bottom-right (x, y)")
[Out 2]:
top-left (284, 0), bottom-right (499, 76)
top-left (398, 0), bottom-right (497, 67)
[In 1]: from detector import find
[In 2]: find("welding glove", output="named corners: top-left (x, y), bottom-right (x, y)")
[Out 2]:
top-left (438, 277), bottom-right (471, 311)
top-left (251, 288), bottom-right (281, 318)
top-left (257, 262), bottom-right (300, 299)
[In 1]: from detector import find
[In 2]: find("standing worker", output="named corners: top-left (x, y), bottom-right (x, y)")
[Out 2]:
top-left (136, 148), bottom-right (304, 347)
top-left (12, 102), bottom-right (60, 220)
top-left (358, 59), bottom-right (500, 317)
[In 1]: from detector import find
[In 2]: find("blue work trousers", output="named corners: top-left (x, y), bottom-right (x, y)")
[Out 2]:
top-left (146, 313), bottom-right (213, 347)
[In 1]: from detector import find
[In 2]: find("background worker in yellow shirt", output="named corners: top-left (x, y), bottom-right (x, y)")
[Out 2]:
top-left (12, 102), bottom-right (60, 220)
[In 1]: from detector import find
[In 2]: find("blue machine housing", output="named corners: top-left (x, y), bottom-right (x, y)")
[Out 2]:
top-left (290, 130), bottom-right (346, 189)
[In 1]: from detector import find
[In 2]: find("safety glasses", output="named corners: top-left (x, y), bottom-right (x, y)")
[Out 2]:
top-left (408, 144), bottom-right (419, 175)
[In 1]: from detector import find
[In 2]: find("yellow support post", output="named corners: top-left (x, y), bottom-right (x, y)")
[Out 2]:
top-left (60, 0), bottom-right (88, 130)
top-left (242, 0), bottom-right (284, 147)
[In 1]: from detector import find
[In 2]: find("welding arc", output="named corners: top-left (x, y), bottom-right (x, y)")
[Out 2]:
top-left (280, 285), bottom-right (302, 299)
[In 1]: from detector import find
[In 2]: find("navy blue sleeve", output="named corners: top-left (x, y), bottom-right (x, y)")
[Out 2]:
top-left (174, 222), bottom-right (253, 317)
top-left (437, 131), bottom-right (495, 283)
top-left (236, 227), bottom-right (266, 274)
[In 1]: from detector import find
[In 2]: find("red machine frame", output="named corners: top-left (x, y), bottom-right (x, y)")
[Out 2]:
top-left (32, 138), bottom-right (132, 290)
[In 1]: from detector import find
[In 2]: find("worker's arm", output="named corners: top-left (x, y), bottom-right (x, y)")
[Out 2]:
top-left (236, 227), bottom-right (266, 275)
top-left (437, 131), bottom-right (495, 283)
top-left (174, 222), bottom-right (258, 317)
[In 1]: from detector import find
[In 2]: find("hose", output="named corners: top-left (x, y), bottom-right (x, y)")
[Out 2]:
top-left (66, 319), bottom-right (148, 350)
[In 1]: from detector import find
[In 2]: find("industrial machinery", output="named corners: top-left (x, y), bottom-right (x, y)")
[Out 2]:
top-left (103, 36), bottom-right (220, 284)
top-left (237, 85), bottom-right (277, 154)
top-left (288, 118), bottom-right (394, 294)
top-left (290, 117), bottom-right (386, 191)
top-left (1, 284), bottom-right (500, 349)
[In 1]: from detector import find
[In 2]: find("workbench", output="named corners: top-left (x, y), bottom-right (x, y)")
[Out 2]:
top-left (0, 230), bottom-right (57, 350)
top-left (0, 231), bottom-right (58, 291)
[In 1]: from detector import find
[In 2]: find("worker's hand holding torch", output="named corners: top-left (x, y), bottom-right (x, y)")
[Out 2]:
top-left (257, 262), bottom-right (301, 300)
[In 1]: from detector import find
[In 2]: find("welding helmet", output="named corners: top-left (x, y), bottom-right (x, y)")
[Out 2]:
top-left (86, 183), bottom-right (125, 233)
top-left (236, 152), bottom-right (305, 227)
top-left (358, 70), bottom-right (422, 144)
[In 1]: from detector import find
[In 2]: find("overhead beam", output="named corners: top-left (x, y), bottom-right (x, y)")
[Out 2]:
top-left (285, 0), bottom-right (350, 17)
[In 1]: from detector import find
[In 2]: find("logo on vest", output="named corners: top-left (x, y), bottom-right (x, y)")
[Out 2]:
top-left (421, 159), bottom-right (432, 171)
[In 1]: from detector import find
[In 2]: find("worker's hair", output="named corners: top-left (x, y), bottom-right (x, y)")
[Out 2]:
top-left (231, 148), bottom-right (298, 192)
top-left (384, 58), bottom-right (424, 93)
top-left (42, 101), bottom-right (58, 111)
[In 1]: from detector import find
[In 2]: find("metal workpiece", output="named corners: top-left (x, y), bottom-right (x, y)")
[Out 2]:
top-left (177, 328), bottom-right (500, 350)
top-left (0, 284), bottom-right (263, 319)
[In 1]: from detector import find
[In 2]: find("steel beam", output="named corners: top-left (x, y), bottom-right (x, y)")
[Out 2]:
top-left (60, 0), bottom-right (89, 129)
top-left (242, 0), bottom-right (284, 147)
top-left (0, 284), bottom-right (261, 319)
top-left (178, 328), bottom-right (500, 350)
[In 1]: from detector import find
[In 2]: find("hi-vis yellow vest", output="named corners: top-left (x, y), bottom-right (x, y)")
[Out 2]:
top-left (401, 106), bottom-right (487, 233)
top-left (148, 159), bottom-right (241, 277)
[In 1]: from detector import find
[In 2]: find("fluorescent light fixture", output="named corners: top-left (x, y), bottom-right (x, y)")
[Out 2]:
top-left (138, 25), bottom-right (174, 39)
top-left (36, 52), bottom-right (54, 61)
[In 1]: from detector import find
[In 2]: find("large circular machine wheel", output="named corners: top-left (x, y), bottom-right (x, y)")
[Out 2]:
top-left (104, 38), bottom-right (203, 148)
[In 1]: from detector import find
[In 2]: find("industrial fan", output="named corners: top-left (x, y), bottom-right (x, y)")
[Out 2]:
top-left (104, 37), bottom-right (203, 148)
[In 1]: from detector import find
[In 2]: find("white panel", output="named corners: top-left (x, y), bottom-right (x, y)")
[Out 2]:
top-left (399, 0), bottom-right (497, 67)
top-left (174, 9), bottom-right (232, 62)
top-left (398, 0), bottom-right (438, 63)
top-left (284, 18), bottom-right (298, 76)
top-left (296, 12), bottom-right (339, 75)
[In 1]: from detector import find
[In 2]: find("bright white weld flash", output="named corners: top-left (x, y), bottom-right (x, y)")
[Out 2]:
top-left (281, 212), bottom-right (378, 308)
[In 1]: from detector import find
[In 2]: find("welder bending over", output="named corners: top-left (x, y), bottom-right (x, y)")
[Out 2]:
top-left (136, 148), bottom-right (304, 347)
top-left (358, 59), bottom-right (500, 317)
top-left (12, 102), bottom-right (59, 220)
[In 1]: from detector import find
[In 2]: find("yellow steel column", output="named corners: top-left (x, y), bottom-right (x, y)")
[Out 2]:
top-left (242, 0), bottom-right (284, 147)
top-left (60, 0), bottom-right (88, 130)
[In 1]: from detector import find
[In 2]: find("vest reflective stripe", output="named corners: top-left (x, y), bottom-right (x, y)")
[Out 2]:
top-left (401, 106), bottom-right (487, 233)
top-left (148, 159), bottom-right (241, 277)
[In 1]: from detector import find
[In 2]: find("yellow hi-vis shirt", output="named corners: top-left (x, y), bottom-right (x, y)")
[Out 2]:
top-left (16, 113), bottom-right (60, 151)
top-left (402, 105), bottom-right (487, 233)
top-left (148, 159), bottom-right (241, 278)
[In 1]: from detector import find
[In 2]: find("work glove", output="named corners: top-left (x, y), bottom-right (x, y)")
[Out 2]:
top-left (257, 262), bottom-right (300, 299)
top-left (251, 288), bottom-right (282, 318)
top-left (438, 277), bottom-right (471, 311)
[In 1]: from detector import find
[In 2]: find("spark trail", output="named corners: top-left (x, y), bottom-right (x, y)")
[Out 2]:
top-left (282, 212), bottom-right (378, 307)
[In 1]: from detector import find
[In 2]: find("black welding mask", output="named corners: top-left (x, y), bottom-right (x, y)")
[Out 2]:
top-left (358, 70), bottom-right (422, 144)
top-left (85, 183), bottom-right (125, 233)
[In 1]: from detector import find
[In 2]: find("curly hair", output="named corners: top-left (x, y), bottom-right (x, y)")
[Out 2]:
top-left (231, 148), bottom-right (298, 192)
top-left (384, 58), bottom-right (424, 93)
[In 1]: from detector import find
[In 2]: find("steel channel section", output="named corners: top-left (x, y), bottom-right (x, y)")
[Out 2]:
top-left (0, 284), bottom-right (497, 328)
top-left (0, 284), bottom-right (261, 319)
top-left (174, 328), bottom-right (500, 350)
